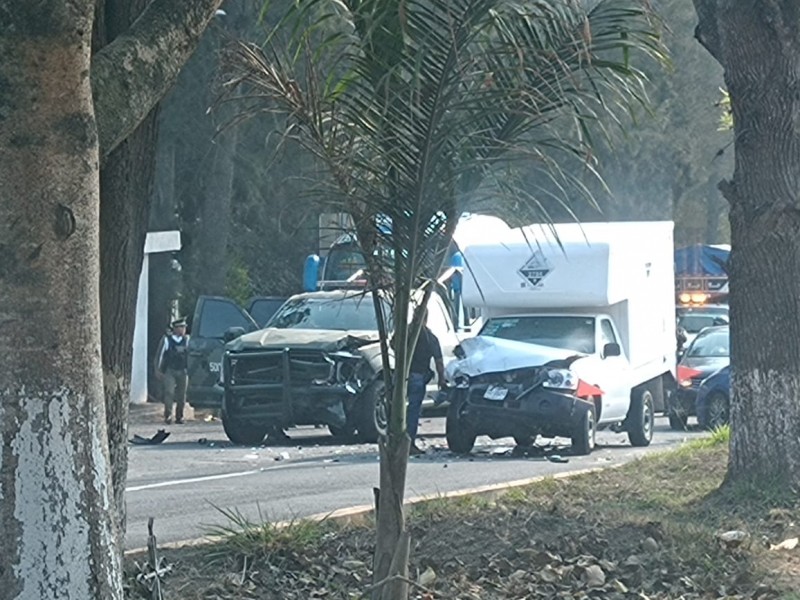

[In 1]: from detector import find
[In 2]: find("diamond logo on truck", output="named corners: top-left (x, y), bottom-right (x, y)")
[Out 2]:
top-left (518, 251), bottom-right (552, 288)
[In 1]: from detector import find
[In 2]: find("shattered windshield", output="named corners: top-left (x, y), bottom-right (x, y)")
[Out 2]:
top-left (479, 316), bottom-right (596, 354)
top-left (266, 295), bottom-right (392, 331)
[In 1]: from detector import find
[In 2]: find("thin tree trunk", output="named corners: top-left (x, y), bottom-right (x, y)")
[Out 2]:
top-left (694, 1), bottom-right (800, 485)
top-left (198, 126), bottom-right (238, 295)
top-left (372, 275), bottom-right (412, 600)
top-left (0, 3), bottom-right (123, 597)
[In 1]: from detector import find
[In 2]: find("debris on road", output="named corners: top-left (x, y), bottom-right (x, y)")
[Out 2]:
top-left (130, 430), bottom-right (170, 445)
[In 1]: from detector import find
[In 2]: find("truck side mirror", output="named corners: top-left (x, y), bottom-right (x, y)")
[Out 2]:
top-left (603, 342), bottom-right (621, 358)
top-left (223, 326), bottom-right (246, 343)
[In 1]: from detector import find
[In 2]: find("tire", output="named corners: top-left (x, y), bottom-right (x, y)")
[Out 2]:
top-left (355, 379), bottom-right (388, 443)
top-left (221, 410), bottom-right (268, 446)
top-left (513, 435), bottom-right (536, 447)
top-left (627, 387), bottom-right (655, 447)
top-left (328, 423), bottom-right (356, 440)
top-left (571, 405), bottom-right (596, 456)
top-left (445, 394), bottom-right (476, 454)
top-left (699, 392), bottom-right (729, 430)
top-left (668, 407), bottom-right (689, 431)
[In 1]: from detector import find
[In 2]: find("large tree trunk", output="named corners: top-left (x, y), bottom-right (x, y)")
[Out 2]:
top-left (694, 1), bottom-right (800, 485)
top-left (95, 0), bottom-right (161, 551)
top-left (0, 3), bottom-right (123, 598)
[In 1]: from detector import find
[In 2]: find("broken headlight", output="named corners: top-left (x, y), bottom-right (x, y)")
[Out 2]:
top-left (453, 374), bottom-right (470, 389)
top-left (542, 368), bottom-right (578, 391)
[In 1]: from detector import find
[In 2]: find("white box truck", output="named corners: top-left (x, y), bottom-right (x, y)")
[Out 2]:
top-left (444, 217), bottom-right (676, 455)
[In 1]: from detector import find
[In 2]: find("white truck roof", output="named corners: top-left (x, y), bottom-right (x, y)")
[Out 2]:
top-left (454, 218), bottom-right (674, 310)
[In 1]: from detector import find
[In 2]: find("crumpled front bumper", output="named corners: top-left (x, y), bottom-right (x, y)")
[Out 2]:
top-left (456, 383), bottom-right (590, 440)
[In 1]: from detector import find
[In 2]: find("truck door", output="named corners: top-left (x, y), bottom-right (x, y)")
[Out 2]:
top-left (187, 296), bottom-right (259, 409)
top-left (594, 318), bottom-right (632, 421)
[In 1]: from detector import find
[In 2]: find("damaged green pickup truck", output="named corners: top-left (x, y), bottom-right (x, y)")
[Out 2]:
top-left (216, 288), bottom-right (461, 445)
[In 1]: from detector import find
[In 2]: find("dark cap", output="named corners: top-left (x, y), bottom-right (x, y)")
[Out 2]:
top-left (170, 317), bottom-right (187, 328)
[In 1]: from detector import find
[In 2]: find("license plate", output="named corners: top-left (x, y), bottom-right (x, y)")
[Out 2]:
top-left (483, 385), bottom-right (508, 401)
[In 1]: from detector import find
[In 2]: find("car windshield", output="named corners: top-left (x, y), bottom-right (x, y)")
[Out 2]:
top-left (679, 313), bottom-right (726, 334)
top-left (687, 328), bottom-right (730, 358)
top-left (266, 295), bottom-right (391, 331)
top-left (480, 316), bottom-right (596, 354)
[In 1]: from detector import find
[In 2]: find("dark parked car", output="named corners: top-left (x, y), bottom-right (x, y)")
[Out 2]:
top-left (186, 296), bottom-right (288, 409)
top-left (695, 365), bottom-right (730, 430)
top-left (668, 325), bottom-right (729, 430)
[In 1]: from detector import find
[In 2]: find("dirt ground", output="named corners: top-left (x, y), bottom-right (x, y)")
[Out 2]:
top-left (124, 436), bottom-right (800, 600)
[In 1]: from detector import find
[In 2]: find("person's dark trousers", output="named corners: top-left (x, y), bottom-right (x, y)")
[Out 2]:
top-left (406, 372), bottom-right (427, 442)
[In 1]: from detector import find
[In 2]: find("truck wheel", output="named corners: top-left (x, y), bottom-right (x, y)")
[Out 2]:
top-left (328, 423), bottom-right (356, 440)
top-left (355, 379), bottom-right (388, 443)
top-left (221, 410), bottom-right (268, 446)
top-left (445, 395), bottom-right (476, 454)
top-left (627, 387), bottom-right (655, 447)
top-left (571, 405), bottom-right (596, 456)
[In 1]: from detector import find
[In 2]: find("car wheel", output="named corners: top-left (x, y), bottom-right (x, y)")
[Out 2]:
top-left (221, 410), bottom-right (268, 446)
top-left (328, 424), bottom-right (356, 440)
top-left (668, 407), bottom-right (689, 431)
top-left (445, 393), bottom-right (476, 454)
top-left (627, 387), bottom-right (654, 447)
top-left (571, 404), bottom-right (596, 456)
top-left (700, 392), bottom-right (729, 430)
top-left (355, 379), bottom-right (388, 443)
top-left (513, 435), bottom-right (536, 447)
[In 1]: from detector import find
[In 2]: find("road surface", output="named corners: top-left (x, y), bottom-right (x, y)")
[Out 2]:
top-left (125, 409), bottom-right (701, 550)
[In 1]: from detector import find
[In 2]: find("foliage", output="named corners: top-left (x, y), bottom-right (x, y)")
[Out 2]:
top-left (204, 504), bottom-right (334, 560)
top-left (225, 258), bottom-right (254, 306)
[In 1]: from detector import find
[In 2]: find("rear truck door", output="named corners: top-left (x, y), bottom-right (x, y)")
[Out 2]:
top-left (247, 296), bottom-right (288, 327)
top-left (187, 296), bottom-right (259, 409)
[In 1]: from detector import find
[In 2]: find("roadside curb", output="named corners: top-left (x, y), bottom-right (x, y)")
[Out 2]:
top-left (125, 463), bottom-right (620, 556)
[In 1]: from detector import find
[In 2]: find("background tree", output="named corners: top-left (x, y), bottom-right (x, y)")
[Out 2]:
top-left (0, 0), bottom-right (223, 596)
top-left (226, 1), bottom-right (664, 597)
top-left (692, 3), bottom-right (800, 485)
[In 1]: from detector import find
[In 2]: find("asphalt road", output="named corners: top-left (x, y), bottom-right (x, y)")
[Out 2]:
top-left (124, 410), bottom-right (702, 551)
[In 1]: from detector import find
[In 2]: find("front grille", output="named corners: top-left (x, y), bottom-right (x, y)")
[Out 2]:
top-left (229, 349), bottom-right (331, 386)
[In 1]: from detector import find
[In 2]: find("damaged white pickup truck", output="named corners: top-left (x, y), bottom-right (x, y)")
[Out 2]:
top-left (443, 218), bottom-right (678, 455)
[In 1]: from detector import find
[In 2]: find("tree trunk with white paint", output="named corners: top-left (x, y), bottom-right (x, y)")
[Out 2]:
top-left (0, 2), bottom-right (123, 598)
top-left (693, 1), bottom-right (800, 485)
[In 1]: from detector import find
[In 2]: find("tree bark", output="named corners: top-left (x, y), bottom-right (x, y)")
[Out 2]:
top-left (92, 0), bottom-right (224, 160)
top-left (694, 1), bottom-right (800, 485)
top-left (0, 2), bottom-right (123, 598)
top-left (197, 126), bottom-right (238, 295)
top-left (94, 0), bottom-right (161, 552)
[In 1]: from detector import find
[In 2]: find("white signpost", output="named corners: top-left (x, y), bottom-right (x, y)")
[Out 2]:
top-left (130, 231), bottom-right (182, 405)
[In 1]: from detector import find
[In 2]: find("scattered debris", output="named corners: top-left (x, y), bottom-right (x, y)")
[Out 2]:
top-left (130, 430), bottom-right (170, 445)
top-left (770, 537), bottom-right (798, 551)
top-left (718, 530), bottom-right (749, 549)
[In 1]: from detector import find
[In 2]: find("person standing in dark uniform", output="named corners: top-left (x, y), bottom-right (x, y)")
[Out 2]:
top-left (407, 316), bottom-right (446, 455)
top-left (155, 318), bottom-right (190, 424)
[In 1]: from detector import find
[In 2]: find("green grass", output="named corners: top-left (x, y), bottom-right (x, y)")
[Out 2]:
top-left (203, 504), bottom-right (335, 561)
